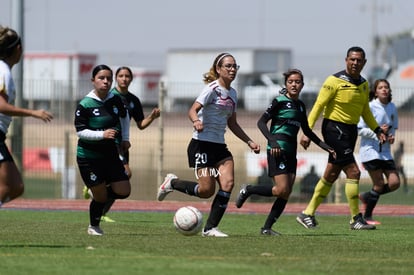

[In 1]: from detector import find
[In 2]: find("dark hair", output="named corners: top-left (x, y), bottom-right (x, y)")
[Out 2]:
top-left (283, 68), bottom-right (304, 84)
top-left (115, 66), bottom-right (133, 80)
top-left (92, 64), bottom-right (112, 79)
top-left (347, 46), bottom-right (366, 59)
top-left (203, 52), bottom-right (235, 83)
top-left (0, 26), bottom-right (21, 59)
top-left (369, 78), bottom-right (392, 102)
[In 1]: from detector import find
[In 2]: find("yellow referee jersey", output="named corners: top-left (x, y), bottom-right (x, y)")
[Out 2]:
top-left (308, 71), bottom-right (378, 130)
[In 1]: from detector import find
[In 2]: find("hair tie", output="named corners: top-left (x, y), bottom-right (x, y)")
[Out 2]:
top-left (5, 36), bottom-right (21, 49)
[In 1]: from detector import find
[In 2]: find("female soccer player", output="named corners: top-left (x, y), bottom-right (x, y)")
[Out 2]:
top-left (157, 53), bottom-right (260, 237)
top-left (0, 25), bottom-right (53, 207)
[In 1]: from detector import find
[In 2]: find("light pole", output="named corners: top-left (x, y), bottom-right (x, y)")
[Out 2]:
top-left (10, 0), bottom-right (24, 170)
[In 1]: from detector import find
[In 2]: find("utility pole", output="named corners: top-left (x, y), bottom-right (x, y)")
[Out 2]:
top-left (371, 0), bottom-right (379, 68)
top-left (11, 0), bottom-right (24, 170)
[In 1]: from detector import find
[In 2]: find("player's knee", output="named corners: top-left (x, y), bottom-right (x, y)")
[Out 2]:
top-left (115, 192), bottom-right (129, 199)
top-left (197, 187), bottom-right (215, 198)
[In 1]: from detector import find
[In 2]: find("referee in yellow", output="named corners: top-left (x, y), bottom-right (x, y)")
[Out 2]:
top-left (296, 46), bottom-right (387, 230)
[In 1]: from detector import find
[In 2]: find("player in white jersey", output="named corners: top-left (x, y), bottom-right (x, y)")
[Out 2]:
top-left (157, 53), bottom-right (260, 237)
top-left (358, 79), bottom-right (400, 225)
top-left (0, 26), bottom-right (53, 207)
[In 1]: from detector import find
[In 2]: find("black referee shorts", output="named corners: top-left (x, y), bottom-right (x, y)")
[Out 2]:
top-left (322, 119), bottom-right (357, 166)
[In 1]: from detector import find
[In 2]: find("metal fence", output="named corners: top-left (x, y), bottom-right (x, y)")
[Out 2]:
top-left (15, 80), bottom-right (414, 204)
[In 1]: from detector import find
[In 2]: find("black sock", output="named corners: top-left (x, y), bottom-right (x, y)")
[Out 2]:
top-left (364, 190), bottom-right (380, 218)
top-left (204, 190), bottom-right (230, 231)
top-left (90, 200), bottom-right (105, 226)
top-left (171, 179), bottom-right (199, 196)
top-left (263, 198), bottom-right (287, 229)
top-left (102, 199), bottom-right (115, 216)
top-left (247, 185), bottom-right (273, 197)
top-left (380, 184), bottom-right (391, 195)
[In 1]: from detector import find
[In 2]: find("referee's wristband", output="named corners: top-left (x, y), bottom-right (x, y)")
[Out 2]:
top-left (374, 127), bottom-right (383, 134)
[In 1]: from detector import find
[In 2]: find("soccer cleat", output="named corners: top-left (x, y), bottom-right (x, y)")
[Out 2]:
top-left (201, 227), bottom-right (228, 237)
top-left (83, 186), bottom-right (91, 200)
top-left (87, 225), bottom-right (104, 236)
top-left (101, 215), bottom-right (116, 223)
top-left (365, 217), bottom-right (381, 225)
top-left (296, 212), bottom-right (318, 229)
top-left (157, 173), bottom-right (178, 201)
top-left (235, 184), bottom-right (251, 208)
top-left (350, 213), bottom-right (376, 230)
top-left (260, 228), bottom-right (281, 236)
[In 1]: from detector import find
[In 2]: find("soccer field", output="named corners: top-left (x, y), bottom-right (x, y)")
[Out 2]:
top-left (1, 208), bottom-right (413, 275)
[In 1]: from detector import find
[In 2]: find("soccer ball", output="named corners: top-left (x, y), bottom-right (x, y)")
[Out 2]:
top-left (173, 206), bottom-right (203, 236)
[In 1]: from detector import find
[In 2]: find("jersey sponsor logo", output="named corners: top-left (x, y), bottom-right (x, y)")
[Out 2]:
top-left (286, 119), bottom-right (301, 127)
top-left (92, 108), bottom-right (100, 116)
top-left (113, 105), bottom-right (119, 115)
top-left (323, 84), bottom-right (334, 91)
top-left (89, 172), bottom-right (97, 182)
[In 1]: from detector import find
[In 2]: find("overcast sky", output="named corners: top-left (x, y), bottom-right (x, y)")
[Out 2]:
top-left (1, 0), bottom-right (414, 80)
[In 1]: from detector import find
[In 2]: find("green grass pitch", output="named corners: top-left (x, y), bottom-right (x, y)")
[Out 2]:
top-left (1, 209), bottom-right (413, 274)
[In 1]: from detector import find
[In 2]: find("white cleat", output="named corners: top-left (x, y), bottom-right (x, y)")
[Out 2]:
top-left (157, 173), bottom-right (178, 201)
top-left (87, 225), bottom-right (104, 236)
top-left (202, 227), bottom-right (228, 237)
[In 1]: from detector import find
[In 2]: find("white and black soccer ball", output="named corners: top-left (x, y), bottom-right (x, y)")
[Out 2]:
top-left (173, 206), bottom-right (203, 236)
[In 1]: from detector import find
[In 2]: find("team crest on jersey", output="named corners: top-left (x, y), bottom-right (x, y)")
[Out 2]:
top-left (89, 172), bottom-right (97, 181)
top-left (129, 102), bottom-right (135, 109)
top-left (113, 105), bottom-right (119, 114)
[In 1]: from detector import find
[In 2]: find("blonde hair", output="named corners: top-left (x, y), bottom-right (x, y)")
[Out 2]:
top-left (202, 53), bottom-right (234, 84)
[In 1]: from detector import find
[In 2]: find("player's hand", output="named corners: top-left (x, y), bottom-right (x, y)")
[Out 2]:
top-left (269, 147), bottom-right (282, 157)
top-left (248, 141), bottom-right (260, 154)
top-left (388, 134), bottom-right (395, 144)
top-left (150, 108), bottom-right (161, 119)
top-left (104, 129), bottom-right (118, 139)
top-left (193, 120), bottom-right (203, 132)
top-left (381, 124), bottom-right (390, 134)
top-left (32, 109), bottom-right (53, 122)
top-left (300, 135), bottom-right (311, 150)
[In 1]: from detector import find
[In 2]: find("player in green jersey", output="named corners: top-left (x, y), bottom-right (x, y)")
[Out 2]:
top-left (75, 64), bottom-right (131, 236)
top-left (235, 69), bottom-right (335, 235)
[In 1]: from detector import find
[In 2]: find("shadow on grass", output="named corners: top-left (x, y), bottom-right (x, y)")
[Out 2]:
top-left (0, 244), bottom-right (78, 248)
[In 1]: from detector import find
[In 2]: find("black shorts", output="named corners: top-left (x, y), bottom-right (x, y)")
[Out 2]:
top-left (77, 156), bottom-right (129, 188)
top-left (322, 119), bottom-right (357, 166)
top-left (267, 150), bottom-right (297, 177)
top-left (187, 139), bottom-right (232, 168)
top-left (362, 159), bottom-right (396, 171)
top-left (0, 131), bottom-right (14, 163)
